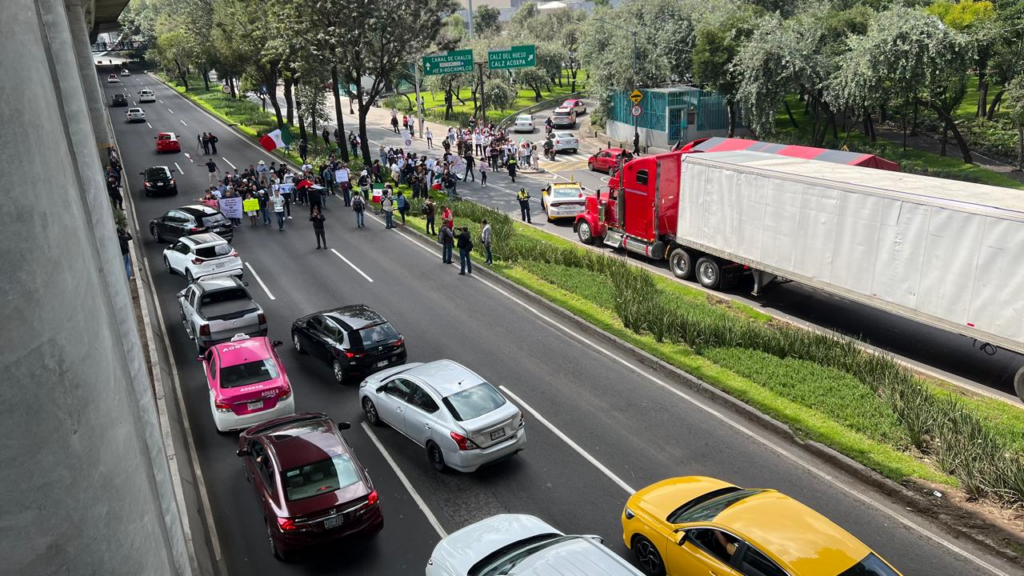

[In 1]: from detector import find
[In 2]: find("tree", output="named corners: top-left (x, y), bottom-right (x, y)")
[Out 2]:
top-left (475, 5), bottom-right (502, 36)
top-left (483, 77), bottom-right (518, 116)
top-left (150, 25), bottom-right (195, 89)
top-left (213, 0), bottom-right (287, 130)
top-left (692, 4), bottom-right (762, 136)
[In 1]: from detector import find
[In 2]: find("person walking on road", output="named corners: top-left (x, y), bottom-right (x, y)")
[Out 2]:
top-left (390, 112), bottom-right (400, 134)
top-left (352, 192), bottom-right (366, 228)
top-left (457, 226), bottom-right (473, 276)
top-left (117, 227), bottom-right (133, 279)
top-left (396, 190), bottom-right (409, 226)
top-left (272, 188), bottom-right (286, 231)
top-left (440, 222), bottom-right (454, 264)
top-left (633, 132), bottom-right (640, 156)
top-left (208, 132), bottom-right (218, 155)
top-left (382, 190), bottom-right (395, 229)
top-left (517, 188), bottom-right (531, 223)
top-left (311, 206), bottom-right (327, 249)
top-left (257, 186), bottom-right (271, 225)
top-left (463, 152), bottom-right (475, 182)
top-left (479, 160), bottom-right (487, 187)
top-left (204, 159), bottom-right (219, 187)
top-left (424, 197), bottom-right (437, 235)
top-left (198, 134), bottom-right (207, 156)
top-left (425, 127), bottom-right (433, 149)
top-left (245, 192), bottom-right (259, 226)
top-left (506, 155), bottom-right (517, 183)
top-left (481, 219), bottom-right (492, 265)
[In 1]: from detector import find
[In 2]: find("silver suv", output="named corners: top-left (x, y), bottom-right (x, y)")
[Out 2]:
top-left (177, 276), bottom-right (266, 353)
top-left (425, 514), bottom-right (643, 575)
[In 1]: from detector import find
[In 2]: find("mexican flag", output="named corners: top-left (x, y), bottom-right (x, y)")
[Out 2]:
top-left (259, 127), bottom-right (292, 152)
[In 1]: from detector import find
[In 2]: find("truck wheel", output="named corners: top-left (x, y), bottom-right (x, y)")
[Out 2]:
top-left (668, 247), bottom-right (694, 280)
top-left (1015, 367), bottom-right (1024, 403)
top-left (577, 221), bottom-right (595, 245)
top-left (695, 257), bottom-right (722, 290)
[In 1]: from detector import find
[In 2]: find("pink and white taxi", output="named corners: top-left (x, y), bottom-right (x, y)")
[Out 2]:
top-left (201, 334), bottom-right (296, 433)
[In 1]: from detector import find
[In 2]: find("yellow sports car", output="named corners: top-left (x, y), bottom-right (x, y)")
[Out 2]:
top-left (622, 477), bottom-right (902, 576)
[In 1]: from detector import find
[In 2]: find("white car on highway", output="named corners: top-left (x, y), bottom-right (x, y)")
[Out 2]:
top-left (544, 131), bottom-right (579, 154)
top-left (126, 107), bottom-right (145, 122)
top-left (163, 233), bottom-right (243, 283)
top-left (139, 89), bottom-right (156, 103)
top-left (120, 69), bottom-right (130, 77)
top-left (359, 360), bottom-right (526, 473)
top-left (107, 73), bottom-right (119, 83)
top-left (513, 114), bottom-right (536, 133)
top-left (425, 514), bottom-right (642, 576)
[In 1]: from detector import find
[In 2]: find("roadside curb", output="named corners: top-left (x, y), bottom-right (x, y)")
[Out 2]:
top-left (392, 220), bottom-right (1024, 571)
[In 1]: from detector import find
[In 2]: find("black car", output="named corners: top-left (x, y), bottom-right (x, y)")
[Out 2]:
top-left (141, 166), bottom-right (178, 196)
top-left (111, 93), bottom-right (128, 107)
top-left (149, 205), bottom-right (233, 243)
top-left (291, 305), bottom-right (407, 384)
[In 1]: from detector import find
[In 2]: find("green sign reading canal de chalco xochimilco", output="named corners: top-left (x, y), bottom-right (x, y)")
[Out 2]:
top-left (422, 49), bottom-right (475, 76)
top-left (487, 45), bottom-right (536, 70)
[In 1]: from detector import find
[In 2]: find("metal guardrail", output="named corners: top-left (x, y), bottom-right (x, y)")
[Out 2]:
top-left (497, 91), bottom-right (586, 129)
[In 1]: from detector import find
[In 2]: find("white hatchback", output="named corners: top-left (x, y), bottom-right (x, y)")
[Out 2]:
top-left (359, 360), bottom-right (526, 473)
top-left (163, 233), bottom-right (243, 283)
top-left (126, 107), bottom-right (146, 122)
top-left (139, 89), bottom-right (156, 103)
top-left (513, 114), bottom-right (535, 133)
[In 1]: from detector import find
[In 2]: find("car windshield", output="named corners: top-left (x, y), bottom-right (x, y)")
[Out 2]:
top-left (200, 288), bottom-right (248, 306)
top-left (159, 134), bottom-right (172, 140)
top-left (668, 487), bottom-right (762, 524)
top-left (838, 554), bottom-right (901, 576)
top-left (442, 383), bottom-right (506, 422)
top-left (553, 112), bottom-right (570, 118)
top-left (550, 186), bottom-right (582, 200)
top-left (517, 116), bottom-right (532, 122)
top-left (468, 534), bottom-right (568, 576)
top-left (356, 322), bottom-right (398, 348)
top-left (219, 359), bottom-right (278, 388)
top-left (202, 214), bottom-right (228, 227)
top-left (146, 168), bottom-right (167, 179)
top-left (195, 244), bottom-right (232, 258)
top-left (282, 454), bottom-right (361, 502)
top-left (554, 133), bottom-right (574, 140)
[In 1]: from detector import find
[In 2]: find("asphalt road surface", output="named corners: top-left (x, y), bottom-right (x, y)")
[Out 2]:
top-left (103, 70), bottom-right (1017, 576)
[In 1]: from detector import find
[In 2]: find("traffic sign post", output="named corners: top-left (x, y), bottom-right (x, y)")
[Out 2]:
top-left (488, 45), bottom-right (536, 70)
top-left (422, 49), bottom-right (474, 76)
top-left (631, 105), bottom-right (642, 117)
top-left (629, 89), bottom-right (643, 104)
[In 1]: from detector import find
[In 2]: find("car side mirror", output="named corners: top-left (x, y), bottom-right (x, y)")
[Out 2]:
top-left (176, 289), bottom-right (187, 298)
top-left (236, 447), bottom-right (249, 457)
top-left (338, 422), bottom-right (351, 430)
top-left (272, 340), bottom-right (283, 348)
top-left (375, 385), bottom-right (386, 394)
top-left (675, 530), bottom-right (687, 546)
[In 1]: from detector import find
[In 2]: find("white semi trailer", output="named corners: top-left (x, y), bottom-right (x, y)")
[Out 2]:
top-left (668, 151), bottom-right (1024, 400)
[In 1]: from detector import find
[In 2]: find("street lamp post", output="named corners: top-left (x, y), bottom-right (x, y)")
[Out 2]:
top-left (591, 17), bottom-right (641, 148)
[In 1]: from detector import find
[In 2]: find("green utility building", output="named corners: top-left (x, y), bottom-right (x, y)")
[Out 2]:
top-left (607, 85), bottom-right (745, 149)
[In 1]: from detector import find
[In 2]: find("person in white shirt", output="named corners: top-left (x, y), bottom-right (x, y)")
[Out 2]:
top-left (425, 127), bottom-right (433, 149)
top-left (473, 131), bottom-right (482, 156)
top-left (271, 189), bottom-right (286, 231)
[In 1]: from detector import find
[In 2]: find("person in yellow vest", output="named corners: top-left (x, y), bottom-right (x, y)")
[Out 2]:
top-left (516, 188), bottom-right (531, 223)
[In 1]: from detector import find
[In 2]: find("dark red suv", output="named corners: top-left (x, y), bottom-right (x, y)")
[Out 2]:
top-left (237, 413), bottom-right (383, 561)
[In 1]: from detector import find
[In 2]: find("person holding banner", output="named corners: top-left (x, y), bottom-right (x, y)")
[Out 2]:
top-left (244, 192), bottom-right (260, 226)
top-left (336, 164), bottom-right (351, 206)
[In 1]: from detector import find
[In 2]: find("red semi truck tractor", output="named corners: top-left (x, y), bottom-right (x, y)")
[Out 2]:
top-left (574, 145), bottom-right (1024, 400)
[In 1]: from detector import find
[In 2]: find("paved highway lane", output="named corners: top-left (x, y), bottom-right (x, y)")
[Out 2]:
top-left (103, 71), bottom-right (1017, 576)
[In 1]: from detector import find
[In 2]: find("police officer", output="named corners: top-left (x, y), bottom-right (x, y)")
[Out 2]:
top-left (507, 154), bottom-right (518, 183)
top-left (517, 188), bottom-right (531, 224)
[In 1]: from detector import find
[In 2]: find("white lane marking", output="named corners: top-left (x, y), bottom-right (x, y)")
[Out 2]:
top-left (361, 422), bottom-right (447, 538)
top-left (174, 162), bottom-right (184, 174)
top-left (330, 249), bottom-right (374, 282)
top-left (501, 386), bottom-right (636, 494)
top-left (463, 274), bottom-right (1010, 576)
top-left (160, 99), bottom-right (164, 103)
top-left (168, 108), bottom-right (174, 114)
top-left (244, 262), bottom-right (276, 300)
top-left (147, 122), bottom-right (152, 128)
top-left (180, 119), bottom-right (187, 127)
top-left (131, 101), bottom-right (136, 106)
top-left (221, 157), bottom-right (237, 170)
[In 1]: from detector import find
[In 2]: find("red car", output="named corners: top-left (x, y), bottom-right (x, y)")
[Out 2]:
top-left (237, 413), bottom-right (383, 561)
top-left (588, 147), bottom-right (633, 173)
top-left (155, 132), bottom-right (180, 153)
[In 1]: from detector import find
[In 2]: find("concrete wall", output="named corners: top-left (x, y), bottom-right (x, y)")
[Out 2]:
top-left (0, 0), bottom-right (187, 574)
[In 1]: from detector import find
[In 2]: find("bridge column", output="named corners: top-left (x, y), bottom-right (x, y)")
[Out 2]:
top-left (66, 0), bottom-right (114, 156)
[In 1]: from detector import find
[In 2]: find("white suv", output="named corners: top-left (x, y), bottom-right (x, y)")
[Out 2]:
top-left (139, 89), bottom-right (156, 103)
top-left (163, 233), bottom-right (243, 283)
top-left (426, 515), bottom-right (643, 576)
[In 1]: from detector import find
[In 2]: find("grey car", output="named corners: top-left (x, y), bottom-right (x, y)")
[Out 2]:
top-left (177, 276), bottom-right (267, 353)
top-left (425, 514), bottom-right (643, 576)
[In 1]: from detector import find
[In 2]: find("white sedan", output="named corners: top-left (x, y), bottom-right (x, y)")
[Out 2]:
top-left (513, 114), bottom-right (535, 133)
top-left (126, 107), bottom-right (145, 122)
top-left (426, 515), bottom-right (642, 576)
top-left (543, 131), bottom-right (579, 154)
top-left (120, 69), bottom-right (131, 77)
top-left (107, 74), bottom-right (119, 83)
top-left (139, 89), bottom-right (156, 103)
top-left (359, 360), bottom-right (526, 473)
top-left (163, 233), bottom-right (243, 283)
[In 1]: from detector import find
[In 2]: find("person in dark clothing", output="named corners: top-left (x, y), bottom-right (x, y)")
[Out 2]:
top-left (333, 127), bottom-right (342, 147)
top-left (516, 188), bottom-right (531, 223)
top-left (390, 115), bottom-right (400, 133)
top-left (107, 177), bottom-right (123, 210)
top-left (463, 153), bottom-right (475, 182)
top-left (633, 131), bottom-right (640, 156)
top-left (396, 190), bottom-right (409, 225)
top-left (298, 138), bottom-right (308, 163)
top-left (201, 132), bottom-right (210, 155)
top-left (308, 185), bottom-right (323, 215)
top-left (456, 226), bottom-right (473, 275)
top-left (117, 227), bottom-right (133, 278)
top-left (440, 224), bottom-right (454, 264)
top-left (208, 132), bottom-right (219, 154)
top-left (424, 197), bottom-right (437, 235)
top-left (321, 127), bottom-right (330, 148)
top-left (311, 206), bottom-right (326, 249)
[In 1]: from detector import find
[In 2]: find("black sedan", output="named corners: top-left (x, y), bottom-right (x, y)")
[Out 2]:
top-left (111, 93), bottom-right (128, 107)
top-left (141, 166), bottom-right (178, 196)
top-left (291, 305), bottom-right (407, 384)
top-left (149, 204), bottom-right (233, 243)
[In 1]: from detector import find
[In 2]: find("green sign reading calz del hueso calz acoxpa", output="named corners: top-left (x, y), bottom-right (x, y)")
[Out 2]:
top-left (423, 49), bottom-right (474, 76)
top-left (488, 45), bottom-right (536, 70)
